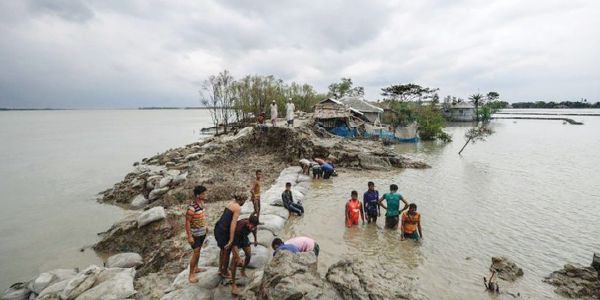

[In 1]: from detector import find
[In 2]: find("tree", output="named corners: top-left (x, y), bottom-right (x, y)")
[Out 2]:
top-left (387, 102), bottom-right (451, 142)
top-left (327, 78), bottom-right (364, 99)
top-left (486, 91), bottom-right (499, 102)
top-left (469, 93), bottom-right (484, 122)
top-left (458, 125), bottom-right (494, 154)
top-left (381, 83), bottom-right (439, 102)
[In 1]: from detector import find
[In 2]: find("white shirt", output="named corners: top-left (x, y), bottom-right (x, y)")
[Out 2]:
top-left (286, 103), bottom-right (295, 121)
top-left (270, 104), bottom-right (278, 119)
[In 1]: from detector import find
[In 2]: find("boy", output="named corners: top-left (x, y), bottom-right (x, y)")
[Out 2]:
top-left (311, 160), bottom-right (322, 179)
top-left (186, 185), bottom-right (209, 283)
top-left (282, 182), bottom-right (305, 216)
top-left (401, 203), bottom-right (422, 240)
top-left (271, 238), bottom-right (300, 256)
top-left (378, 184), bottom-right (409, 229)
top-left (229, 216), bottom-right (259, 295)
top-left (285, 236), bottom-right (319, 257)
top-left (363, 181), bottom-right (380, 224)
top-left (345, 191), bottom-right (364, 228)
top-left (250, 170), bottom-right (262, 220)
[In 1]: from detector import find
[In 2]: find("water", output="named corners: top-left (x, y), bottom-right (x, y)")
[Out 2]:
top-left (281, 110), bottom-right (600, 299)
top-left (0, 109), bottom-right (212, 289)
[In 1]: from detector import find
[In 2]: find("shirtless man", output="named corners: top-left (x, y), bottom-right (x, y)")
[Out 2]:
top-left (250, 170), bottom-right (262, 220)
top-left (345, 191), bottom-right (364, 228)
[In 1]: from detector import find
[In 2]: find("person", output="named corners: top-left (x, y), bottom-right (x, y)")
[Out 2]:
top-left (285, 98), bottom-right (295, 127)
top-left (256, 113), bottom-right (265, 125)
top-left (229, 216), bottom-right (259, 295)
top-left (345, 191), bottom-right (364, 228)
top-left (400, 203), bottom-right (422, 240)
top-left (250, 170), bottom-right (262, 220)
top-left (299, 158), bottom-right (311, 175)
top-left (186, 185), bottom-right (209, 283)
top-left (484, 270), bottom-right (499, 293)
top-left (270, 100), bottom-right (278, 126)
top-left (311, 160), bottom-right (322, 179)
top-left (321, 162), bottom-right (334, 179)
top-left (363, 182), bottom-right (380, 224)
top-left (285, 236), bottom-right (319, 257)
top-left (378, 184), bottom-right (408, 229)
top-left (282, 182), bottom-right (304, 216)
top-left (214, 191), bottom-right (246, 278)
top-left (314, 157), bottom-right (326, 165)
top-left (271, 238), bottom-right (300, 256)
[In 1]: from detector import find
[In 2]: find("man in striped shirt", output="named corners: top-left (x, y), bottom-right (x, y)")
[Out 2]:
top-left (186, 185), bottom-right (209, 283)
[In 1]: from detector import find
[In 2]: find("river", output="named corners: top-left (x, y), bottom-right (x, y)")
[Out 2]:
top-left (280, 109), bottom-right (600, 299)
top-left (0, 109), bottom-right (212, 289)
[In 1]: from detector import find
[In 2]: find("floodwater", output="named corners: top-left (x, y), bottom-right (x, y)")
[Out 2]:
top-left (0, 109), bottom-right (212, 289)
top-left (281, 109), bottom-right (600, 299)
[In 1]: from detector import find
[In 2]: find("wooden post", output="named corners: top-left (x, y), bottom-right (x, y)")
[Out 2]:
top-left (458, 138), bottom-right (471, 155)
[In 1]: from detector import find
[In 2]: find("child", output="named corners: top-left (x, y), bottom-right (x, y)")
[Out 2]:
top-left (186, 185), bottom-right (209, 283)
top-left (311, 160), bottom-right (322, 179)
top-left (250, 170), bottom-right (262, 220)
top-left (229, 216), bottom-right (259, 295)
top-left (282, 182), bottom-right (305, 216)
top-left (345, 191), bottom-right (364, 228)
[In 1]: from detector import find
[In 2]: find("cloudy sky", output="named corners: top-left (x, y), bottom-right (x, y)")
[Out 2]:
top-left (0, 0), bottom-right (598, 108)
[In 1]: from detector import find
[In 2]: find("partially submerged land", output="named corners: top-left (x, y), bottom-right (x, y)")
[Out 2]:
top-left (3, 124), bottom-right (599, 300)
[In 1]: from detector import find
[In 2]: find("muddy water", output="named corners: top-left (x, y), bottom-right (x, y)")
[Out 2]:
top-left (281, 111), bottom-right (600, 299)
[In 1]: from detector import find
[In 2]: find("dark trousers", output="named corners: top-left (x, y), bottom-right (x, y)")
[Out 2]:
top-left (287, 203), bottom-right (304, 216)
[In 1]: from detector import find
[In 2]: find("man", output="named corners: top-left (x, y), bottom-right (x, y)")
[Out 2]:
top-left (321, 162), bottom-right (334, 179)
top-left (271, 238), bottom-right (300, 256)
top-left (345, 191), bottom-right (364, 228)
top-left (270, 100), bottom-right (278, 126)
top-left (214, 192), bottom-right (246, 279)
top-left (285, 236), bottom-right (319, 257)
top-left (285, 98), bottom-right (295, 127)
top-left (250, 170), bottom-right (262, 220)
top-left (186, 185), bottom-right (209, 283)
top-left (282, 182), bottom-right (305, 216)
top-left (378, 184), bottom-right (408, 229)
top-left (363, 182), bottom-right (380, 224)
top-left (401, 203), bottom-right (422, 240)
top-left (311, 160), bottom-right (322, 179)
top-left (229, 216), bottom-right (259, 295)
top-left (299, 158), bottom-right (311, 175)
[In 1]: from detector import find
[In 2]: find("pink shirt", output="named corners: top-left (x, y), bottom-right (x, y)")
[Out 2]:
top-left (285, 237), bottom-right (315, 251)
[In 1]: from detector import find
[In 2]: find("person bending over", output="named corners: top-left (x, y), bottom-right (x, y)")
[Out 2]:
top-left (271, 238), bottom-right (300, 256)
top-left (229, 216), bottom-right (259, 295)
top-left (285, 236), bottom-right (319, 257)
top-left (214, 192), bottom-right (246, 279)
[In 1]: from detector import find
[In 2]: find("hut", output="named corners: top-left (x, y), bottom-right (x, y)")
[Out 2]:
top-left (450, 101), bottom-right (475, 121)
top-left (313, 98), bottom-right (365, 137)
top-left (338, 96), bottom-right (384, 123)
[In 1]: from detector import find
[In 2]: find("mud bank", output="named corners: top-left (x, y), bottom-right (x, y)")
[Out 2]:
top-left (3, 125), bottom-right (429, 300)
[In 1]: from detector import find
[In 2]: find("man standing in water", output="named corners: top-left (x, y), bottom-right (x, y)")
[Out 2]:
top-left (401, 203), bottom-right (422, 240)
top-left (250, 170), bottom-right (262, 220)
top-left (378, 184), bottom-right (408, 229)
top-left (286, 98), bottom-right (295, 127)
top-left (345, 191), bottom-right (364, 228)
top-left (363, 181), bottom-right (380, 224)
top-left (186, 185), bottom-right (209, 283)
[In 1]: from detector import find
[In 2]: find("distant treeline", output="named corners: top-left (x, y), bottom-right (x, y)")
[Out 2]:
top-left (511, 101), bottom-right (600, 109)
top-left (0, 108), bottom-right (70, 111)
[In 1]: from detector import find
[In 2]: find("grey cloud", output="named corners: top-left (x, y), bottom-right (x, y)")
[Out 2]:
top-left (27, 0), bottom-right (94, 23)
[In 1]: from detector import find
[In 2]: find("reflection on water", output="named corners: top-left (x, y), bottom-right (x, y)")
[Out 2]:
top-left (281, 115), bottom-right (600, 299)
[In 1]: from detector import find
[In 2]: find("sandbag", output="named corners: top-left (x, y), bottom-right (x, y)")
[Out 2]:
top-left (61, 265), bottom-right (103, 300)
top-left (137, 207), bottom-right (166, 228)
top-left (296, 174), bottom-right (312, 183)
top-left (239, 245), bottom-right (270, 269)
top-left (130, 195), bottom-right (148, 210)
top-left (1, 283), bottom-right (31, 300)
top-left (166, 268), bottom-right (220, 291)
top-left (255, 229), bottom-right (275, 248)
top-left (197, 237), bottom-right (220, 267)
top-left (257, 215), bottom-right (286, 234)
top-left (261, 205), bottom-right (290, 220)
top-left (37, 280), bottom-right (69, 300)
top-left (160, 286), bottom-right (213, 300)
top-left (105, 253), bottom-right (143, 269)
top-left (74, 268), bottom-right (136, 300)
top-left (27, 273), bottom-right (56, 294)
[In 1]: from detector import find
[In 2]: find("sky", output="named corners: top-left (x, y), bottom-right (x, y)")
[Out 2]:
top-left (0, 0), bottom-right (598, 108)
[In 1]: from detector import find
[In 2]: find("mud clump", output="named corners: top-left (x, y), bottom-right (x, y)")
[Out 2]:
top-left (543, 253), bottom-right (600, 299)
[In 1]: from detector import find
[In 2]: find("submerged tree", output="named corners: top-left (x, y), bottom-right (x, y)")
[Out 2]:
top-left (458, 125), bottom-right (495, 154)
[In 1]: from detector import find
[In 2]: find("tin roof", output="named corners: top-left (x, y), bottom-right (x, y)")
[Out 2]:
top-left (339, 96), bottom-right (384, 113)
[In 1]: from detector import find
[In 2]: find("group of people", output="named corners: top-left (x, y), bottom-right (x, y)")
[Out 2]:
top-left (185, 170), bottom-right (315, 296)
top-left (257, 98), bottom-right (296, 127)
top-left (345, 182), bottom-right (423, 241)
top-left (299, 157), bottom-right (336, 179)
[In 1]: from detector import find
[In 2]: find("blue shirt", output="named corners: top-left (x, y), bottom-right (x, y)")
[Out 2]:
top-left (321, 163), bottom-right (334, 172)
top-left (273, 244), bottom-right (300, 257)
top-left (363, 190), bottom-right (380, 213)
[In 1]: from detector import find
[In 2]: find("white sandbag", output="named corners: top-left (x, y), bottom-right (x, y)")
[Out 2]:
top-left (74, 268), bottom-right (136, 300)
top-left (239, 245), bottom-right (270, 269)
top-left (1, 283), bottom-right (31, 300)
top-left (61, 265), bottom-right (103, 300)
top-left (158, 177), bottom-right (172, 188)
top-left (27, 273), bottom-right (56, 294)
top-left (37, 280), bottom-right (69, 300)
top-left (261, 205), bottom-right (289, 220)
top-left (296, 174), bottom-right (312, 183)
top-left (47, 270), bottom-right (78, 283)
top-left (294, 180), bottom-right (311, 190)
top-left (105, 253), bottom-right (143, 269)
top-left (255, 229), bottom-right (275, 248)
top-left (160, 286), bottom-right (213, 300)
top-left (166, 268), bottom-right (220, 291)
top-left (257, 215), bottom-right (286, 234)
top-left (130, 194), bottom-right (148, 210)
top-left (240, 201), bottom-right (255, 215)
top-left (293, 185), bottom-right (309, 196)
top-left (137, 207), bottom-right (166, 228)
top-left (27, 293), bottom-right (35, 300)
top-left (148, 187), bottom-right (169, 201)
top-left (171, 172), bottom-right (187, 185)
top-left (197, 237), bottom-right (220, 267)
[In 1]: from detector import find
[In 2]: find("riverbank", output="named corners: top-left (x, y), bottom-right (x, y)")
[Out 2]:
top-left (2, 124), bottom-right (429, 300)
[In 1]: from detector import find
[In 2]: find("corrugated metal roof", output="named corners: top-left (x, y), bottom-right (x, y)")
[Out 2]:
top-left (339, 96), bottom-right (384, 113)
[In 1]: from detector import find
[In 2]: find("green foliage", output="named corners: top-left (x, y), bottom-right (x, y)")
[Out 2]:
top-left (511, 100), bottom-right (600, 108)
top-left (381, 83), bottom-right (439, 102)
top-left (327, 78), bottom-right (364, 99)
top-left (459, 124), bottom-right (495, 155)
top-left (469, 93), bottom-right (484, 122)
top-left (388, 102), bottom-right (451, 142)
